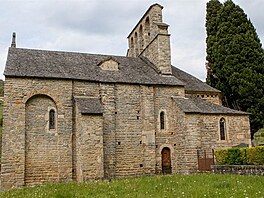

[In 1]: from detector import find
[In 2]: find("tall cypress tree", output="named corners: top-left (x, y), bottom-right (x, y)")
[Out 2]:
top-left (206, 0), bottom-right (222, 86)
top-left (206, 0), bottom-right (264, 135)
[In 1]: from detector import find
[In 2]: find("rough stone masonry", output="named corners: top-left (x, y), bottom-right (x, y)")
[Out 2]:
top-left (1, 3), bottom-right (251, 189)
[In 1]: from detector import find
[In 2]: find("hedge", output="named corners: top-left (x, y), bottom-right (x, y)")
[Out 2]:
top-left (214, 146), bottom-right (264, 165)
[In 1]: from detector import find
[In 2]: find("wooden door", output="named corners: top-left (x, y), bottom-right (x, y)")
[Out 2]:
top-left (162, 147), bottom-right (172, 174)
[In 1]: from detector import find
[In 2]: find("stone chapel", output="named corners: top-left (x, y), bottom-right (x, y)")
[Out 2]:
top-left (1, 4), bottom-right (251, 189)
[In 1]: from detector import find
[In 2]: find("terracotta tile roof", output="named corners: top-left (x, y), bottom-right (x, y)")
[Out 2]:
top-left (4, 48), bottom-right (185, 86)
top-left (75, 97), bottom-right (104, 114)
top-left (174, 96), bottom-right (249, 115)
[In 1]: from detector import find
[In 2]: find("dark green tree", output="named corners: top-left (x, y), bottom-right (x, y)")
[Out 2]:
top-left (206, 0), bottom-right (264, 135)
top-left (206, 0), bottom-right (222, 86)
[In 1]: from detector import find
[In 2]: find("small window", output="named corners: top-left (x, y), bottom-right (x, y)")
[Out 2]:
top-left (49, 109), bottom-right (55, 129)
top-left (220, 118), bottom-right (226, 140)
top-left (160, 111), bottom-right (165, 130)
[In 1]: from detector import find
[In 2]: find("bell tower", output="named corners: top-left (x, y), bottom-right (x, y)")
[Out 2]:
top-left (127, 4), bottom-right (172, 75)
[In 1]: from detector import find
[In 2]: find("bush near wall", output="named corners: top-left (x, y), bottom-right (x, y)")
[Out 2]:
top-left (215, 146), bottom-right (264, 165)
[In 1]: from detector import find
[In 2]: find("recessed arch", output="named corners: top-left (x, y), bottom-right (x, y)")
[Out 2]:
top-left (25, 94), bottom-right (59, 185)
top-left (145, 16), bottom-right (150, 43)
top-left (25, 94), bottom-right (58, 109)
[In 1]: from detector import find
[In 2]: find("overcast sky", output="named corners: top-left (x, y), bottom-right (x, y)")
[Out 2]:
top-left (0, 0), bottom-right (263, 81)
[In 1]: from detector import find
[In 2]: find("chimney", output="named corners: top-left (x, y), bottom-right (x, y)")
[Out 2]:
top-left (11, 32), bottom-right (16, 48)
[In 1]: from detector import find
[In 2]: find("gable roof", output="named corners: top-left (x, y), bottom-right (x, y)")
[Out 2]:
top-left (171, 66), bottom-right (220, 93)
top-left (174, 96), bottom-right (249, 115)
top-left (75, 97), bottom-right (104, 114)
top-left (4, 47), bottom-right (185, 86)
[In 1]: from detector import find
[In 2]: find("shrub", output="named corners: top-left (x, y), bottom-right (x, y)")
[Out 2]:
top-left (215, 149), bottom-right (228, 165)
top-left (215, 146), bottom-right (264, 165)
top-left (247, 147), bottom-right (264, 165)
top-left (226, 148), bottom-right (243, 165)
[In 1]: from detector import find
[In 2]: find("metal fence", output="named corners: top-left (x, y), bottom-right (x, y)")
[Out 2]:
top-left (197, 149), bottom-right (214, 172)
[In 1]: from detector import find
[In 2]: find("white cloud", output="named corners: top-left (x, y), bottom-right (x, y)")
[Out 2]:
top-left (0, 0), bottom-right (263, 80)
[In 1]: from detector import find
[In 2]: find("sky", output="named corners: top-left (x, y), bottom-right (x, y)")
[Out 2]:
top-left (0, 0), bottom-right (263, 81)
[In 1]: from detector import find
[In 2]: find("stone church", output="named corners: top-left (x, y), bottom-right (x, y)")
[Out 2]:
top-left (1, 4), bottom-right (251, 189)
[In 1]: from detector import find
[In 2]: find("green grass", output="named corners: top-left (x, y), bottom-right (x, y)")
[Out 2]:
top-left (0, 174), bottom-right (263, 198)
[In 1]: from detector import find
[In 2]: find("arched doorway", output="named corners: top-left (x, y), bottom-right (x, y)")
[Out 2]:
top-left (161, 147), bottom-right (172, 174)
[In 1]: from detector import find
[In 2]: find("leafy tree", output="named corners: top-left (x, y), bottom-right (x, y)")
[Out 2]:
top-left (206, 0), bottom-right (264, 135)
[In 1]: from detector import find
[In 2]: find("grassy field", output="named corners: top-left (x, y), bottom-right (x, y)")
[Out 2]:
top-left (0, 174), bottom-right (263, 198)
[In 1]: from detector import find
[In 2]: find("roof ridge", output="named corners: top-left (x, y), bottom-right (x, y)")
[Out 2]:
top-left (9, 47), bottom-right (139, 59)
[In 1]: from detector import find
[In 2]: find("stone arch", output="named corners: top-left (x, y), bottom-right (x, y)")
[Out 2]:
top-left (161, 147), bottom-right (172, 174)
top-left (158, 144), bottom-right (175, 173)
top-left (145, 16), bottom-right (150, 43)
top-left (25, 94), bottom-right (59, 185)
top-left (24, 93), bottom-right (58, 106)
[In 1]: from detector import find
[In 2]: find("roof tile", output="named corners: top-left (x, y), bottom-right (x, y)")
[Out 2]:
top-left (75, 97), bottom-right (104, 114)
top-left (5, 48), bottom-right (185, 86)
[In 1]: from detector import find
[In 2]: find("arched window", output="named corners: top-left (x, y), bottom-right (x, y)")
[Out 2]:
top-left (160, 111), bottom-right (165, 130)
top-left (49, 109), bottom-right (55, 129)
top-left (219, 118), bottom-right (226, 140)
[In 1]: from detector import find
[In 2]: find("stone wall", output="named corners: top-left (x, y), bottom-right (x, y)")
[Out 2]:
top-left (75, 109), bottom-right (104, 181)
top-left (115, 84), bottom-right (145, 176)
top-left (73, 82), bottom-right (185, 177)
top-left (154, 87), bottom-right (184, 174)
top-left (1, 77), bottom-right (73, 189)
top-left (140, 33), bottom-right (172, 74)
top-left (140, 86), bottom-right (156, 174)
top-left (186, 93), bottom-right (222, 106)
top-left (171, 105), bottom-right (251, 173)
top-left (182, 114), bottom-right (202, 173)
top-left (200, 114), bottom-right (251, 156)
top-left (1, 77), bottom-right (251, 189)
top-left (25, 95), bottom-right (59, 185)
top-left (99, 83), bottom-right (117, 178)
top-left (212, 165), bottom-right (264, 176)
top-left (172, 100), bottom-right (186, 174)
